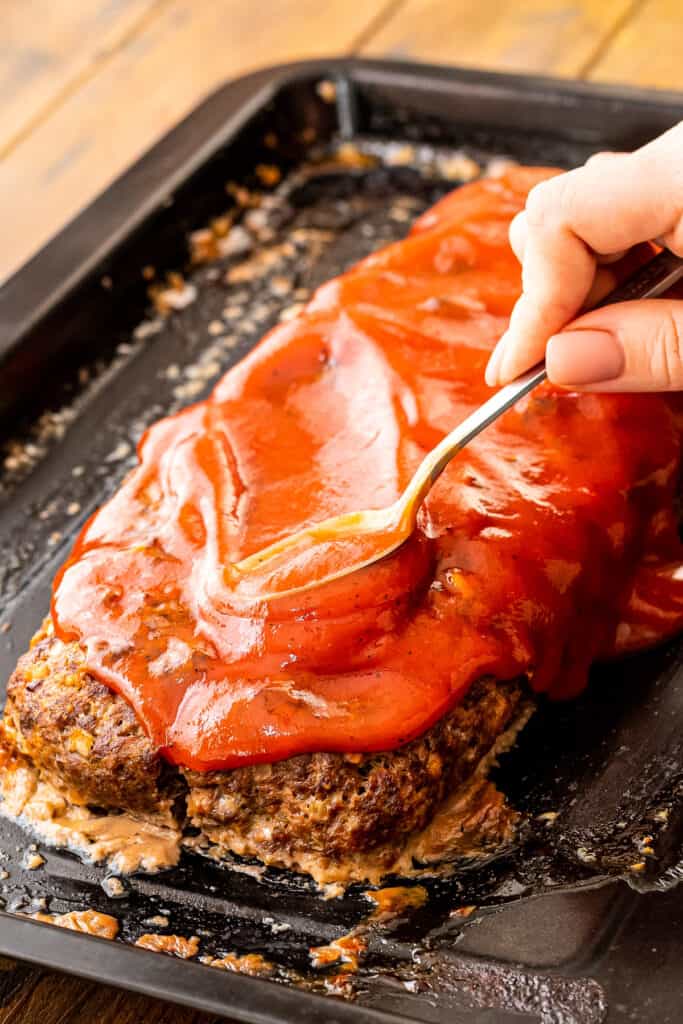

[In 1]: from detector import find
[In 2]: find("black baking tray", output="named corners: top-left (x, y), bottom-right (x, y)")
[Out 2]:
top-left (2, 58), bottom-right (683, 1024)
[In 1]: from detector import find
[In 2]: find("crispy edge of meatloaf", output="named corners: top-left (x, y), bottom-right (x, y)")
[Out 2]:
top-left (2, 620), bottom-right (179, 819)
top-left (183, 675), bottom-right (527, 871)
top-left (1, 620), bottom-right (531, 882)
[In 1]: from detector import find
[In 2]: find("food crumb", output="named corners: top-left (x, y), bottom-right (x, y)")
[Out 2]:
top-left (270, 275), bottom-right (293, 297)
top-left (34, 910), bottom-right (119, 939)
top-left (324, 972), bottom-right (355, 996)
top-left (189, 228), bottom-right (219, 263)
top-left (0, 869), bottom-right (9, 880)
top-left (250, 302), bottom-right (272, 323)
top-left (270, 921), bottom-right (291, 934)
top-left (638, 835), bottom-right (656, 857)
top-left (133, 319), bottom-right (163, 341)
top-left (0, 623), bottom-right (10, 634)
top-left (438, 153), bottom-right (480, 182)
top-left (390, 206), bottom-right (411, 223)
top-left (211, 215), bottom-right (232, 237)
top-left (386, 144), bottom-right (416, 167)
top-left (334, 143), bottom-right (376, 169)
top-left (201, 952), bottom-right (273, 976)
top-left (38, 499), bottom-right (59, 520)
top-left (219, 225), bottom-right (252, 258)
top-left (486, 156), bottom-right (518, 178)
top-left (105, 441), bottom-right (132, 463)
top-left (208, 320), bottom-right (224, 336)
top-left (364, 886), bottom-right (428, 917)
top-left (135, 933), bottom-right (199, 959)
top-left (226, 183), bottom-right (256, 208)
top-left (172, 380), bottom-right (206, 401)
top-left (255, 164), bottom-right (281, 187)
top-left (279, 302), bottom-right (305, 322)
top-left (151, 276), bottom-right (198, 314)
top-left (310, 932), bottom-right (367, 972)
top-left (185, 361), bottom-right (221, 381)
top-left (316, 80), bottom-right (337, 103)
top-left (101, 876), bottom-right (126, 898)
top-left (223, 305), bottom-right (243, 321)
top-left (142, 914), bottom-right (170, 928)
top-left (23, 847), bottom-right (44, 872)
top-left (451, 905), bottom-right (477, 918)
top-left (66, 502), bottom-right (81, 516)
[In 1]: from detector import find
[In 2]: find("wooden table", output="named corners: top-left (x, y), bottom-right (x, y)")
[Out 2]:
top-left (1, 1), bottom-right (681, 1020)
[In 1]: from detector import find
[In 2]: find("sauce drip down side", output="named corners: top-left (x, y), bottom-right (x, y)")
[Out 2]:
top-left (52, 167), bottom-right (683, 770)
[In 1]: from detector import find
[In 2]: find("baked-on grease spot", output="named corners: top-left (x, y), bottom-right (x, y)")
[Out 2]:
top-left (135, 933), bottom-right (199, 958)
top-left (33, 910), bottom-right (119, 940)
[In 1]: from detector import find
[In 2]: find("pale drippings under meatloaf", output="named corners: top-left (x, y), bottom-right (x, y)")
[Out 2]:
top-left (0, 620), bottom-right (529, 884)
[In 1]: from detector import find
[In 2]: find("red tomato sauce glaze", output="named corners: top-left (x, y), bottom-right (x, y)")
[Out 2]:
top-left (52, 167), bottom-right (683, 771)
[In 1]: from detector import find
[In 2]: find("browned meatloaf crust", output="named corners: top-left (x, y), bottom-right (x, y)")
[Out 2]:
top-left (2, 622), bottom-right (527, 875)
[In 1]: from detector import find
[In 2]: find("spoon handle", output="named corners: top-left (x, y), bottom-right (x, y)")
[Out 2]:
top-left (399, 249), bottom-right (683, 522)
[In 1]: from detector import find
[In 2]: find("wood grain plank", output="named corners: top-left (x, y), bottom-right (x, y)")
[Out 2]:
top-left (0, 964), bottom-right (225, 1024)
top-left (0, 0), bottom-right (164, 157)
top-left (362, 0), bottom-right (637, 77)
top-left (0, 0), bottom-right (393, 284)
top-left (587, 0), bottom-right (683, 89)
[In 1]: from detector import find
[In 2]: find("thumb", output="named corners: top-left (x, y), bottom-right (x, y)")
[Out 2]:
top-left (546, 299), bottom-right (683, 391)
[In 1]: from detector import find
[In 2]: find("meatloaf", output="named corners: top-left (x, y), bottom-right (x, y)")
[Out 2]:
top-left (1, 619), bottom-right (528, 882)
top-left (7, 166), bottom-right (679, 885)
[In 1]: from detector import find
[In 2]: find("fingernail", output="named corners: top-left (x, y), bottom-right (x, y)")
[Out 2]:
top-left (546, 329), bottom-right (624, 385)
top-left (485, 335), bottom-right (508, 386)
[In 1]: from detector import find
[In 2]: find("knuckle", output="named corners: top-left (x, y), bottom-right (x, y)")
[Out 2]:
top-left (508, 210), bottom-right (527, 251)
top-left (524, 179), bottom-right (558, 229)
top-left (585, 150), bottom-right (617, 168)
top-left (648, 309), bottom-right (683, 388)
top-left (659, 227), bottom-right (683, 258)
top-left (525, 171), bottom-right (581, 233)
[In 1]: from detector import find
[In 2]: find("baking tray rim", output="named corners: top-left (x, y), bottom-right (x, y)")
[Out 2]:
top-left (0, 911), bottom-right (403, 1024)
top-left (2, 56), bottom-right (683, 1020)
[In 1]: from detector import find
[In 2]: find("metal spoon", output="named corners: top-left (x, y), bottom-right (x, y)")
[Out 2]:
top-left (233, 249), bottom-right (683, 597)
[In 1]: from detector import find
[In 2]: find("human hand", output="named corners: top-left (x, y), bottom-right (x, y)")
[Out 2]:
top-left (485, 123), bottom-right (683, 391)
